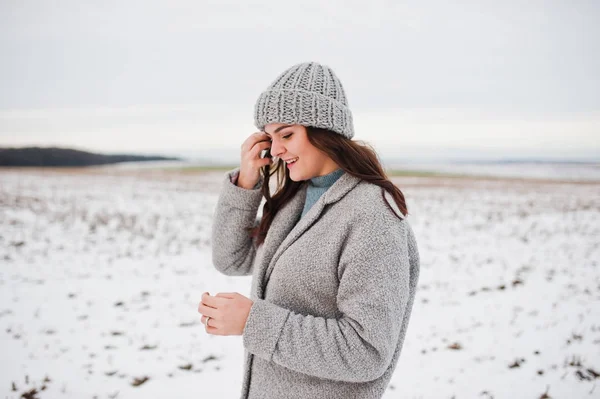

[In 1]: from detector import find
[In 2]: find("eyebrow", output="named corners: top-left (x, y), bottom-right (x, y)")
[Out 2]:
top-left (263, 124), bottom-right (293, 137)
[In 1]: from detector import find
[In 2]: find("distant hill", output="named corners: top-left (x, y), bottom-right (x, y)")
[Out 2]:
top-left (0, 147), bottom-right (181, 167)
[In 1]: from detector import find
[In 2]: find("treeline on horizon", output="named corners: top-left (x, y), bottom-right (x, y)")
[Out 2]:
top-left (0, 147), bottom-right (180, 167)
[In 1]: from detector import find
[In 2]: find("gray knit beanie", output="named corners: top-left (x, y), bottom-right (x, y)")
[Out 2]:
top-left (254, 61), bottom-right (355, 139)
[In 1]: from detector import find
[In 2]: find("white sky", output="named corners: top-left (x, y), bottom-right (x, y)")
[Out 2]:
top-left (1, 1), bottom-right (599, 160)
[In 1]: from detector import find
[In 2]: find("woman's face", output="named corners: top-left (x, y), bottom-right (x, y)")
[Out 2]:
top-left (263, 123), bottom-right (339, 181)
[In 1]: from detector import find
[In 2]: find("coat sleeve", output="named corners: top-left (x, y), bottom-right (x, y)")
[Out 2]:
top-left (211, 167), bottom-right (264, 276)
top-left (242, 219), bottom-right (412, 382)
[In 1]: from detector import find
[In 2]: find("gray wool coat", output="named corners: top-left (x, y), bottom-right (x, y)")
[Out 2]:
top-left (211, 167), bottom-right (420, 399)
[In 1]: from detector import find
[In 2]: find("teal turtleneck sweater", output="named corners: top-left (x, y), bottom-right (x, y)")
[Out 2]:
top-left (300, 168), bottom-right (345, 218)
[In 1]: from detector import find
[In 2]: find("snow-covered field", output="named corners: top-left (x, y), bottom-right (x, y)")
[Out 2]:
top-left (1, 166), bottom-right (599, 399)
top-left (384, 161), bottom-right (600, 182)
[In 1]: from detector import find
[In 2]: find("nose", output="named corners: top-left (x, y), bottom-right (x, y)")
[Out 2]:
top-left (270, 137), bottom-right (286, 159)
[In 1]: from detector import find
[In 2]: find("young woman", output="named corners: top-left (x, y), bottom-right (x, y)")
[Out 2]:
top-left (198, 61), bottom-right (420, 399)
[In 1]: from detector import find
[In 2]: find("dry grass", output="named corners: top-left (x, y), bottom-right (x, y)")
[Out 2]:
top-left (3, 165), bottom-right (597, 187)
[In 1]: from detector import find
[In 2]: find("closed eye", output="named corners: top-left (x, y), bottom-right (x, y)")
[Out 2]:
top-left (283, 133), bottom-right (293, 139)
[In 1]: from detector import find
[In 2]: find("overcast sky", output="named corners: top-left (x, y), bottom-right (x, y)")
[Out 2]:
top-left (1, 1), bottom-right (598, 160)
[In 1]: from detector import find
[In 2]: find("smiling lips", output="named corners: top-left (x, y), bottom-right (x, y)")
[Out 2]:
top-left (285, 157), bottom-right (298, 167)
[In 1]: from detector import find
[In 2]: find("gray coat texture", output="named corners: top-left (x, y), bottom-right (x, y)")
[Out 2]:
top-left (211, 166), bottom-right (420, 399)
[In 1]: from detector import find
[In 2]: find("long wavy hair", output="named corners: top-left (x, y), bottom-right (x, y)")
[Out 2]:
top-left (247, 126), bottom-right (408, 247)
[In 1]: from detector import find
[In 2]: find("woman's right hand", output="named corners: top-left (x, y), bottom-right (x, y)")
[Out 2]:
top-left (238, 131), bottom-right (273, 189)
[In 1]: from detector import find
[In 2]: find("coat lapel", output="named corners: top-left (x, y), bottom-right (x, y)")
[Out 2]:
top-left (254, 182), bottom-right (307, 299)
top-left (257, 172), bottom-right (362, 295)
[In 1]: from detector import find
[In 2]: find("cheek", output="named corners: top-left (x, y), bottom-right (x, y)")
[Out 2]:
top-left (301, 148), bottom-right (319, 162)
top-left (297, 142), bottom-right (314, 157)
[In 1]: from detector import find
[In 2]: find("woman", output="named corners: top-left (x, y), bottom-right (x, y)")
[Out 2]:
top-left (198, 61), bottom-right (420, 399)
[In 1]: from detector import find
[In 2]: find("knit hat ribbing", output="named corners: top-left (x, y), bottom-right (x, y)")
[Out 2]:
top-left (254, 62), bottom-right (355, 139)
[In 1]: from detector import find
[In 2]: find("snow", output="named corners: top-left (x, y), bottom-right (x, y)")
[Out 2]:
top-left (384, 161), bottom-right (600, 182)
top-left (1, 166), bottom-right (599, 398)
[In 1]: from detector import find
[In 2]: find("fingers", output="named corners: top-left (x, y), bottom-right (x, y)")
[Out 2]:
top-left (241, 132), bottom-right (270, 153)
top-left (245, 139), bottom-right (272, 168)
top-left (215, 292), bottom-right (236, 299)
top-left (198, 303), bottom-right (219, 319)
top-left (250, 140), bottom-right (272, 159)
top-left (199, 292), bottom-right (243, 336)
top-left (201, 315), bottom-right (221, 334)
top-left (201, 292), bottom-right (229, 308)
top-left (239, 132), bottom-right (273, 182)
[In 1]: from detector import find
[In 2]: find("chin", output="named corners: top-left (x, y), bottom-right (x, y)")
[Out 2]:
top-left (287, 169), bottom-right (302, 182)
top-left (288, 174), bottom-right (300, 182)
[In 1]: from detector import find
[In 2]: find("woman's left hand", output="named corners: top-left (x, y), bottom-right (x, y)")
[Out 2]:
top-left (198, 292), bottom-right (254, 336)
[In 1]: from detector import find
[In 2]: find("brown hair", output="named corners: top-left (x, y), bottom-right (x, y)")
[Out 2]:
top-left (248, 126), bottom-right (408, 247)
